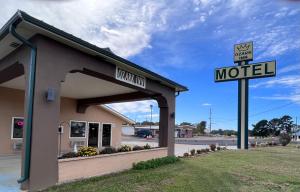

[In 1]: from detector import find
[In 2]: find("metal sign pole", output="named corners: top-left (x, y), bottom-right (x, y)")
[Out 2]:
top-left (238, 60), bottom-right (249, 149)
top-left (215, 42), bottom-right (276, 150)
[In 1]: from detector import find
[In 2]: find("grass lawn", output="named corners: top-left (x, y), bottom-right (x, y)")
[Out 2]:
top-left (45, 146), bottom-right (300, 192)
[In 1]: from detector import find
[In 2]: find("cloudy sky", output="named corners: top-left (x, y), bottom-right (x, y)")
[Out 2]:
top-left (1, 0), bottom-right (299, 129)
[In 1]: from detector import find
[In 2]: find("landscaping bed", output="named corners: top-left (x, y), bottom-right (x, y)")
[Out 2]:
top-left (46, 145), bottom-right (300, 192)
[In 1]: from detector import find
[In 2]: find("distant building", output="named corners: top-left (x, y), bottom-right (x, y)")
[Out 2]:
top-left (292, 130), bottom-right (300, 141)
top-left (175, 125), bottom-right (196, 138)
top-left (122, 125), bottom-right (159, 136)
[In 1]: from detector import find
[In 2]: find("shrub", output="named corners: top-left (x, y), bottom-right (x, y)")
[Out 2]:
top-left (144, 143), bottom-right (151, 149)
top-left (78, 146), bottom-right (97, 157)
top-left (279, 133), bottom-right (291, 146)
top-left (100, 147), bottom-right (117, 154)
top-left (190, 149), bottom-right (196, 156)
top-left (133, 156), bottom-right (179, 170)
top-left (59, 152), bottom-right (78, 159)
top-left (217, 146), bottom-right (221, 151)
top-left (250, 143), bottom-right (256, 148)
top-left (132, 145), bottom-right (144, 151)
top-left (201, 149), bottom-right (206, 153)
top-left (210, 144), bottom-right (216, 151)
top-left (183, 152), bottom-right (189, 157)
top-left (196, 149), bottom-right (202, 154)
top-left (222, 147), bottom-right (227, 150)
top-left (205, 148), bottom-right (210, 153)
top-left (118, 145), bottom-right (132, 152)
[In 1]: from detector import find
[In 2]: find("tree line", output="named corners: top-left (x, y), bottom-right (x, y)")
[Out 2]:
top-left (252, 115), bottom-right (294, 137)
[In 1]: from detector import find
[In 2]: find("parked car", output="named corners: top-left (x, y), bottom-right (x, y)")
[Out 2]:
top-left (136, 129), bottom-right (153, 138)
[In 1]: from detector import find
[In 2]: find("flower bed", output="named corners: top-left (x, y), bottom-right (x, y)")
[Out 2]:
top-left (58, 147), bottom-right (168, 183)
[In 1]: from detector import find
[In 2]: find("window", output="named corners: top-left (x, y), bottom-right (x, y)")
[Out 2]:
top-left (12, 117), bottom-right (24, 139)
top-left (70, 121), bottom-right (87, 138)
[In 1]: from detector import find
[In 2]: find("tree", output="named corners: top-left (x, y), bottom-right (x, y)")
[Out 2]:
top-left (252, 120), bottom-right (271, 137)
top-left (180, 122), bottom-right (192, 126)
top-left (195, 121), bottom-right (206, 134)
top-left (268, 118), bottom-right (280, 136)
top-left (279, 115), bottom-right (293, 134)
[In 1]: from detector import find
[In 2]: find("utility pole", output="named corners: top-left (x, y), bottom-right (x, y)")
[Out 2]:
top-left (209, 107), bottom-right (212, 133)
top-left (295, 117), bottom-right (298, 141)
top-left (150, 105), bottom-right (153, 130)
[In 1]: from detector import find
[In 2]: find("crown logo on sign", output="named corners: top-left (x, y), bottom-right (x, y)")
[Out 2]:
top-left (237, 44), bottom-right (250, 51)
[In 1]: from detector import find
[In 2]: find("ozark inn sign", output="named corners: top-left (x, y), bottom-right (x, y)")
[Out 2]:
top-left (116, 67), bottom-right (146, 89)
top-left (215, 61), bottom-right (276, 82)
top-left (214, 41), bottom-right (276, 150)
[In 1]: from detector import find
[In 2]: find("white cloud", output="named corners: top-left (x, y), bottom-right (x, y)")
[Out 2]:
top-left (202, 103), bottom-right (212, 106)
top-left (0, 0), bottom-right (169, 58)
top-left (138, 113), bottom-right (159, 118)
top-left (250, 75), bottom-right (300, 89)
top-left (278, 64), bottom-right (300, 74)
top-left (107, 100), bottom-right (157, 114)
top-left (255, 95), bottom-right (300, 104)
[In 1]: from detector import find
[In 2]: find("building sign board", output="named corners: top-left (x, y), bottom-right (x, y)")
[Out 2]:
top-left (234, 42), bottom-right (253, 62)
top-left (215, 61), bottom-right (276, 82)
top-left (115, 67), bottom-right (146, 89)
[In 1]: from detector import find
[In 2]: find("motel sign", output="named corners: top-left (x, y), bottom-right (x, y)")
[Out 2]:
top-left (215, 42), bottom-right (276, 149)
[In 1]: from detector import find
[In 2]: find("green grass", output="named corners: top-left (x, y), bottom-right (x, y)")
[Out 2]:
top-left (45, 146), bottom-right (300, 192)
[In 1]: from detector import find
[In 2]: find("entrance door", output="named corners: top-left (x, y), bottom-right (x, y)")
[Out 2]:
top-left (88, 123), bottom-right (99, 147)
top-left (102, 124), bottom-right (112, 147)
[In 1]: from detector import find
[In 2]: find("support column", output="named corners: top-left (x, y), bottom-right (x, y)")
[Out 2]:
top-left (237, 62), bottom-right (249, 149)
top-left (157, 94), bottom-right (175, 156)
top-left (21, 50), bottom-right (64, 191)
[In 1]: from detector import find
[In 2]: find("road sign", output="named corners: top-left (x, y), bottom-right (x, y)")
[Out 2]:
top-left (215, 42), bottom-right (276, 150)
top-left (234, 42), bottom-right (253, 63)
top-left (215, 61), bottom-right (276, 82)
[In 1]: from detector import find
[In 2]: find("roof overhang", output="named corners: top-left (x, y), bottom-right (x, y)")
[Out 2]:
top-left (0, 10), bottom-right (188, 92)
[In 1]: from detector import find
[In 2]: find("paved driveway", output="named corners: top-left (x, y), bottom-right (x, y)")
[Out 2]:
top-left (0, 155), bottom-right (21, 192)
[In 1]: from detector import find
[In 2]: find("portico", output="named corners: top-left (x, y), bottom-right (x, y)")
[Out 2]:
top-left (0, 11), bottom-right (187, 191)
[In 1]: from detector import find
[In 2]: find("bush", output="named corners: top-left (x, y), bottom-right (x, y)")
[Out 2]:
top-left (201, 149), bottom-right (206, 153)
top-left (118, 145), bottom-right (132, 152)
top-left (279, 133), bottom-right (291, 146)
top-left (250, 143), bottom-right (256, 148)
top-left (133, 156), bottom-right (179, 170)
top-left (100, 147), bottom-right (117, 154)
top-left (210, 144), bottom-right (216, 151)
top-left (78, 146), bottom-right (97, 157)
top-left (196, 149), bottom-right (202, 154)
top-left (190, 149), bottom-right (196, 156)
top-left (222, 147), bottom-right (227, 150)
top-left (205, 148), bottom-right (210, 153)
top-left (183, 152), bottom-right (189, 157)
top-left (59, 152), bottom-right (78, 159)
top-left (144, 143), bottom-right (151, 149)
top-left (132, 145), bottom-right (144, 151)
top-left (217, 146), bottom-right (221, 151)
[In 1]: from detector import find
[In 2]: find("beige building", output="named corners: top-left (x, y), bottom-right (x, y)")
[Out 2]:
top-left (0, 86), bottom-right (135, 155)
top-left (0, 11), bottom-right (187, 191)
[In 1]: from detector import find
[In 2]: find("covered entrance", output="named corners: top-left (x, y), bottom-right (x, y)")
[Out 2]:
top-left (0, 11), bottom-right (187, 191)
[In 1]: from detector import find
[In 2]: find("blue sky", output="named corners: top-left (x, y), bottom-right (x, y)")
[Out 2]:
top-left (1, 0), bottom-right (300, 130)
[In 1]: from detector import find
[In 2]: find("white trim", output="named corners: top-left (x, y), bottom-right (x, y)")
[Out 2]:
top-left (101, 123), bottom-right (112, 147)
top-left (87, 122), bottom-right (101, 148)
top-left (69, 120), bottom-right (87, 139)
top-left (11, 117), bottom-right (24, 140)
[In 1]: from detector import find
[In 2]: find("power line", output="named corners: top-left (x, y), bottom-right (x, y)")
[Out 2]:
top-left (212, 101), bottom-right (295, 123)
top-left (249, 102), bottom-right (294, 118)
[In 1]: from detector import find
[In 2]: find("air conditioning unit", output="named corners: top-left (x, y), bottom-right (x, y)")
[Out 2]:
top-left (70, 140), bottom-right (86, 148)
top-left (13, 142), bottom-right (23, 151)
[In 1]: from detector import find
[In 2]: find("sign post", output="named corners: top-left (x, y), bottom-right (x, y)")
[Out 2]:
top-left (215, 42), bottom-right (276, 149)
